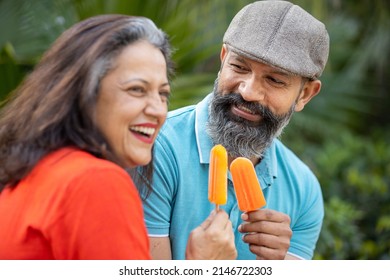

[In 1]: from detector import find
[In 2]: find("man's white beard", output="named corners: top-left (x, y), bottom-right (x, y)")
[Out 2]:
top-left (206, 85), bottom-right (294, 159)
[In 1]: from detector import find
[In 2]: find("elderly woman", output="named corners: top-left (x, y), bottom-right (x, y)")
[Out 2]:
top-left (0, 15), bottom-right (236, 260)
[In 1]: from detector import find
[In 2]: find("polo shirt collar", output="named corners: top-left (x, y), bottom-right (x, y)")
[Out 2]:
top-left (194, 93), bottom-right (277, 187)
top-left (195, 93), bottom-right (215, 164)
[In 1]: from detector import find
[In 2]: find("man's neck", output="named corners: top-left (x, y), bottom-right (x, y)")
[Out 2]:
top-left (228, 156), bottom-right (261, 168)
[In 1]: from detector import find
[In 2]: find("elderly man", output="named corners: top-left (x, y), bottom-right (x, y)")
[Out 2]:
top-left (142, 0), bottom-right (329, 260)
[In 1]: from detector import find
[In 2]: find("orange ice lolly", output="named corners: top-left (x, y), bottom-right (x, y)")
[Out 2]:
top-left (230, 157), bottom-right (266, 212)
top-left (208, 145), bottom-right (228, 209)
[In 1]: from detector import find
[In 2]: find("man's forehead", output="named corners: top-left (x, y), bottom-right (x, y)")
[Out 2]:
top-left (227, 50), bottom-right (293, 77)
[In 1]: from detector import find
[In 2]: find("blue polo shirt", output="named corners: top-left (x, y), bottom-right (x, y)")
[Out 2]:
top-left (143, 93), bottom-right (324, 260)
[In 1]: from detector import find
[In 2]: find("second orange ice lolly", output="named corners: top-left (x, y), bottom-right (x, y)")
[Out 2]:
top-left (208, 144), bottom-right (228, 210)
top-left (230, 157), bottom-right (266, 212)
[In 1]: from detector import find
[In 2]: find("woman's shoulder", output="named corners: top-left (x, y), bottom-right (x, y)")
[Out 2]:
top-left (46, 147), bottom-right (121, 168)
top-left (33, 147), bottom-right (131, 185)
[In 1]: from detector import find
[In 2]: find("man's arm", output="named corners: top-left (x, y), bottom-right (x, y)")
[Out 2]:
top-left (285, 254), bottom-right (301, 260)
top-left (149, 237), bottom-right (172, 260)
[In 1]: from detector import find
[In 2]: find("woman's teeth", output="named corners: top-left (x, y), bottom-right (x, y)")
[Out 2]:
top-left (130, 126), bottom-right (156, 137)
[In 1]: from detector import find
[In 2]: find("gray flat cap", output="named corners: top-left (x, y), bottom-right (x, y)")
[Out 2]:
top-left (223, 0), bottom-right (329, 79)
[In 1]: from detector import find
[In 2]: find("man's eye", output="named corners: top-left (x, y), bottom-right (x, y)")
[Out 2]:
top-left (231, 63), bottom-right (248, 71)
top-left (267, 76), bottom-right (286, 86)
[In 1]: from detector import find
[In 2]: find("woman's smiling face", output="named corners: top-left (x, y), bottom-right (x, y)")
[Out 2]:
top-left (95, 40), bottom-right (170, 168)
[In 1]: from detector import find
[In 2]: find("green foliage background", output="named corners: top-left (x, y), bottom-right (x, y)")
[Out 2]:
top-left (1, 0), bottom-right (389, 259)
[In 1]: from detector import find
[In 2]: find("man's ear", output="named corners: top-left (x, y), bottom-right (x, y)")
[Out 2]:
top-left (220, 44), bottom-right (228, 62)
top-left (295, 79), bottom-right (322, 112)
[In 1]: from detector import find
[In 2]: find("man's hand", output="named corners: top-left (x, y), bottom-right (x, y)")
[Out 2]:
top-left (238, 209), bottom-right (292, 260)
top-left (186, 210), bottom-right (237, 260)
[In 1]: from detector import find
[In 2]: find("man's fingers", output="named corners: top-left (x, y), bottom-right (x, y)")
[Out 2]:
top-left (244, 209), bottom-right (291, 223)
top-left (239, 220), bottom-right (291, 236)
top-left (243, 232), bottom-right (290, 249)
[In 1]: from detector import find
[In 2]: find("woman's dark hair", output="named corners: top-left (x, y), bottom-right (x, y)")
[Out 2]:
top-left (0, 15), bottom-right (174, 194)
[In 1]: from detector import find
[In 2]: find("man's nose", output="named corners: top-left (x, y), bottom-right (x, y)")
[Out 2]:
top-left (238, 77), bottom-right (265, 102)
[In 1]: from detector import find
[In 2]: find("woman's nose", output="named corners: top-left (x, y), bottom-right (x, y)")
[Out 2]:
top-left (145, 93), bottom-right (168, 118)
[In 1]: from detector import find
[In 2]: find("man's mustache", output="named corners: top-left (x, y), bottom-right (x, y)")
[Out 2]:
top-left (216, 92), bottom-right (282, 122)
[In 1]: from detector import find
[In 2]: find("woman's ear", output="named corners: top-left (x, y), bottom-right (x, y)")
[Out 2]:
top-left (295, 79), bottom-right (322, 112)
